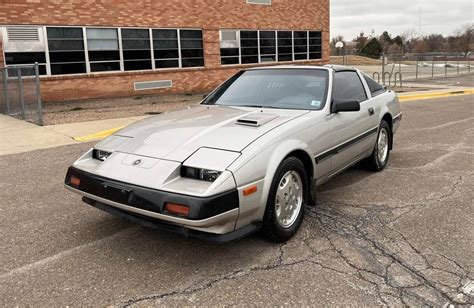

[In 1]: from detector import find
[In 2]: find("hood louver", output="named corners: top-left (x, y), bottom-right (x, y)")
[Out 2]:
top-left (236, 113), bottom-right (278, 127)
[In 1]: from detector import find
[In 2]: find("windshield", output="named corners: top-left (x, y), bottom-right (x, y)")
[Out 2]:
top-left (202, 69), bottom-right (329, 110)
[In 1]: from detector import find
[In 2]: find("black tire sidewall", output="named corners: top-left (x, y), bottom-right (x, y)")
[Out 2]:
top-left (374, 121), bottom-right (391, 170)
top-left (262, 157), bottom-right (308, 242)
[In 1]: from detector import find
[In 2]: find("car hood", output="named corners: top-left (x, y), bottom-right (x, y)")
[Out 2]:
top-left (107, 105), bottom-right (309, 162)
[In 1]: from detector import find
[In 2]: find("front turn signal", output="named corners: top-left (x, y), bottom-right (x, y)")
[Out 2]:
top-left (243, 185), bottom-right (258, 196)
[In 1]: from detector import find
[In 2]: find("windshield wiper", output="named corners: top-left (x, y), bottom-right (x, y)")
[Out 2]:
top-left (238, 104), bottom-right (280, 109)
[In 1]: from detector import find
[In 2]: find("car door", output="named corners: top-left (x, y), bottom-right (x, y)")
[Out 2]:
top-left (327, 70), bottom-right (378, 174)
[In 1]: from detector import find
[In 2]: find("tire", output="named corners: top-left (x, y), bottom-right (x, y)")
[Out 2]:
top-left (261, 157), bottom-right (308, 242)
top-left (365, 120), bottom-right (391, 171)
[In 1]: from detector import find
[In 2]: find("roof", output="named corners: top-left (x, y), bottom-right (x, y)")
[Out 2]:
top-left (245, 64), bottom-right (358, 72)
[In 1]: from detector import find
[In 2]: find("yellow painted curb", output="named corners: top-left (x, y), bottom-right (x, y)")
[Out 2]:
top-left (74, 126), bottom-right (125, 142)
top-left (398, 89), bottom-right (474, 102)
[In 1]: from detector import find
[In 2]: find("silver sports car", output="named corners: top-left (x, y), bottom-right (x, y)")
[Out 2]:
top-left (65, 65), bottom-right (402, 242)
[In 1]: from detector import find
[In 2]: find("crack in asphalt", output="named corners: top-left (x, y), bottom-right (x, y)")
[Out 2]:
top-left (121, 194), bottom-right (472, 307)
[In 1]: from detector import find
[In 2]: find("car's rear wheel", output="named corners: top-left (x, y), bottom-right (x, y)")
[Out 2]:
top-left (365, 120), bottom-right (391, 171)
top-left (261, 157), bottom-right (308, 242)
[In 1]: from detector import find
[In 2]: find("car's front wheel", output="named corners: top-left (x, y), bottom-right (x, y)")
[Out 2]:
top-left (261, 157), bottom-right (308, 242)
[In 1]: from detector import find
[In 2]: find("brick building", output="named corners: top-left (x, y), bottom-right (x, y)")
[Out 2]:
top-left (0, 0), bottom-right (329, 102)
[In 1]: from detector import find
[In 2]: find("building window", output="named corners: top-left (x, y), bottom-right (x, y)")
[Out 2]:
top-left (259, 31), bottom-right (276, 62)
top-left (4, 26), bottom-right (205, 76)
top-left (86, 28), bottom-right (120, 72)
top-left (220, 30), bottom-right (240, 65)
top-left (121, 28), bottom-right (152, 71)
top-left (220, 29), bottom-right (322, 66)
top-left (246, 0), bottom-right (272, 5)
top-left (152, 29), bottom-right (179, 69)
top-left (47, 27), bottom-right (86, 75)
top-left (277, 31), bottom-right (293, 62)
top-left (179, 29), bottom-right (204, 68)
top-left (293, 31), bottom-right (308, 60)
top-left (240, 30), bottom-right (259, 64)
top-left (4, 52), bottom-right (47, 75)
top-left (309, 31), bottom-right (322, 59)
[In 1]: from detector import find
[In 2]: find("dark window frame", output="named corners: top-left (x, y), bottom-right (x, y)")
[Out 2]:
top-left (121, 28), bottom-right (152, 72)
top-left (4, 52), bottom-right (48, 75)
top-left (86, 27), bottom-right (121, 73)
top-left (363, 74), bottom-right (386, 97)
top-left (47, 26), bottom-right (87, 75)
top-left (179, 29), bottom-right (205, 68)
top-left (152, 28), bottom-right (180, 69)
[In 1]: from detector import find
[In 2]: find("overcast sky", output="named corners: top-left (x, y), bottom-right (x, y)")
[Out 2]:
top-left (331, 0), bottom-right (473, 40)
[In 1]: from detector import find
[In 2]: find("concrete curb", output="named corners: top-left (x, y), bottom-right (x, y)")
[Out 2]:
top-left (398, 89), bottom-right (474, 102)
top-left (73, 89), bottom-right (474, 142)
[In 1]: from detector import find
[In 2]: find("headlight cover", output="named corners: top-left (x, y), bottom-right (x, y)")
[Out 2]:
top-left (181, 166), bottom-right (222, 182)
top-left (92, 149), bottom-right (112, 161)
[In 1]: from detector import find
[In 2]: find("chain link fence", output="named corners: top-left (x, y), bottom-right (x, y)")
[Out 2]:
top-left (0, 63), bottom-right (43, 126)
top-left (331, 52), bottom-right (473, 87)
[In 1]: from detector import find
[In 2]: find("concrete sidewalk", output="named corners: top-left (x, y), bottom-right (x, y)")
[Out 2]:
top-left (0, 115), bottom-right (147, 156)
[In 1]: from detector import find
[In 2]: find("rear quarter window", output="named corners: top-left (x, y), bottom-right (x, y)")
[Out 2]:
top-left (363, 74), bottom-right (385, 96)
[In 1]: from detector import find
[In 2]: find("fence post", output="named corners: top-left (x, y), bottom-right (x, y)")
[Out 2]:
top-left (431, 57), bottom-right (435, 77)
top-left (34, 63), bottom-right (43, 126)
top-left (445, 56), bottom-right (448, 77)
top-left (457, 56), bottom-right (459, 75)
top-left (17, 67), bottom-right (26, 120)
top-left (2, 69), bottom-right (10, 115)
top-left (398, 55), bottom-right (401, 74)
top-left (381, 53), bottom-right (385, 85)
top-left (415, 57), bottom-right (419, 79)
top-left (469, 55), bottom-right (471, 74)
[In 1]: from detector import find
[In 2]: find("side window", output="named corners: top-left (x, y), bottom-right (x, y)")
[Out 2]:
top-left (332, 71), bottom-right (367, 102)
top-left (363, 74), bottom-right (385, 96)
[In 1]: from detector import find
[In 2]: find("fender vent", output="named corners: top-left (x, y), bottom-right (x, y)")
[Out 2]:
top-left (236, 113), bottom-right (278, 127)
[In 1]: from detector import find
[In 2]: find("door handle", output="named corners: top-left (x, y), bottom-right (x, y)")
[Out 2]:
top-left (368, 108), bottom-right (375, 116)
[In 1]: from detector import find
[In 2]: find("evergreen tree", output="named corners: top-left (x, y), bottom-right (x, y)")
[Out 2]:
top-left (361, 38), bottom-right (383, 58)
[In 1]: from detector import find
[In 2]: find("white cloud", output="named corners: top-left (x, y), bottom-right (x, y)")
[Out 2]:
top-left (330, 0), bottom-right (474, 40)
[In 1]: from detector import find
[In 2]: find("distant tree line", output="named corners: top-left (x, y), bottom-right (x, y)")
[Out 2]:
top-left (331, 23), bottom-right (473, 58)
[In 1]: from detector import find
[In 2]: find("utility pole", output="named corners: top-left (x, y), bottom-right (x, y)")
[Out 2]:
top-left (419, 7), bottom-right (422, 35)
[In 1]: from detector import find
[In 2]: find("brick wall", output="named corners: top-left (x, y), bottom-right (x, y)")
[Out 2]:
top-left (0, 0), bottom-right (330, 102)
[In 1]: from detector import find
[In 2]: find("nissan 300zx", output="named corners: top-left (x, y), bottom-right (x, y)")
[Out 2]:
top-left (65, 65), bottom-right (402, 242)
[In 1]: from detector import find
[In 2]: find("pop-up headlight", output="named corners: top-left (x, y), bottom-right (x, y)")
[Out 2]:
top-left (181, 166), bottom-right (222, 182)
top-left (92, 149), bottom-right (112, 161)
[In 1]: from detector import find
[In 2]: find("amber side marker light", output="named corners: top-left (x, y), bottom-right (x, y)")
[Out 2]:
top-left (70, 176), bottom-right (81, 187)
top-left (243, 185), bottom-right (258, 196)
top-left (164, 203), bottom-right (190, 218)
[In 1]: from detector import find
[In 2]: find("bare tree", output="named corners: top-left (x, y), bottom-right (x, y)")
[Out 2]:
top-left (400, 28), bottom-right (418, 42)
top-left (454, 23), bottom-right (473, 54)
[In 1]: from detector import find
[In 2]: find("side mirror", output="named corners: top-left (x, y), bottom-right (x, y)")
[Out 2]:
top-left (331, 99), bottom-right (361, 113)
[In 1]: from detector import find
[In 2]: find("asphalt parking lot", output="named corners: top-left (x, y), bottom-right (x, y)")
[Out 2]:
top-left (1, 94), bottom-right (473, 306)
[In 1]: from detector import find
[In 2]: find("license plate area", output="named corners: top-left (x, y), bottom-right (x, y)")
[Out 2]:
top-left (101, 182), bottom-right (131, 205)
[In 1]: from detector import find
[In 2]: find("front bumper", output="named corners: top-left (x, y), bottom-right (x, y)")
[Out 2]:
top-left (64, 167), bottom-right (243, 236)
